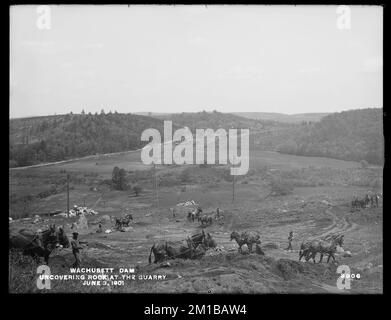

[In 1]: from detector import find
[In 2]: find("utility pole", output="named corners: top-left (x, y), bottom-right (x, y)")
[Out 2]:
top-left (232, 154), bottom-right (236, 203)
top-left (67, 174), bottom-right (70, 218)
top-left (23, 126), bottom-right (30, 145)
top-left (156, 172), bottom-right (159, 208)
top-left (232, 171), bottom-right (235, 203)
top-left (153, 163), bottom-right (159, 208)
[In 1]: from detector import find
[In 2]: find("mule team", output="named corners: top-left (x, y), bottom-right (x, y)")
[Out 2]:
top-left (187, 206), bottom-right (222, 226)
top-left (299, 234), bottom-right (344, 263)
top-left (114, 213), bottom-right (133, 230)
top-left (9, 224), bottom-right (70, 264)
top-left (148, 229), bottom-right (263, 263)
top-left (351, 192), bottom-right (381, 210)
top-left (148, 229), bottom-right (215, 263)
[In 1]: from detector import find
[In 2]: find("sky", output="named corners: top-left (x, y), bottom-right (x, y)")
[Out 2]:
top-left (10, 5), bottom-right (383, 118)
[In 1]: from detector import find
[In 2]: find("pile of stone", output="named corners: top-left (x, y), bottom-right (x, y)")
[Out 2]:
top-left (205, 246), bottom-right (227, 257)
top-left (68, 205), bottom-right (98, 217)
top-left (71, 212), bottom-right (89, 230)
top-left (32, 215), bottom-right (42, 224)
top-left (177, 200), bottom-right (197, 207)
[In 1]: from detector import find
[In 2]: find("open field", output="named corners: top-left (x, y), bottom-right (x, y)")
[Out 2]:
top-left (10, 149), bottom-right (362, 176)
top-left (9, 151), bottom-right (382, 293)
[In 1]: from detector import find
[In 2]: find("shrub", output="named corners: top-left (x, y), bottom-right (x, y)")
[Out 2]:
top-left (179, 168), bottom-right (192, 183)
top-left (9, 249), bottom-right (40, 293)
top-left (112, 166), bottom-right (128, 190)
top-left (221, 168), bottom-right (233, 182)
top-left (133, 185), bottom-right (142, 196)
top-left (270, 178), bottom-right (293, 196)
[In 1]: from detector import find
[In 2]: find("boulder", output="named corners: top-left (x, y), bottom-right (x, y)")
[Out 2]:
top-left (76, 213), bottom-right (89, 230)
top-left (336, 246), bottom-right (345, 253)
top-left (56, 212), bottom-right (68, 217)
top-left (205, 250), bottom-right (223, 257)
top-left (105, 229), bottom-right (112, 234)
top-left (343, 251), bottom-right (352, 257)
top-left (32, 215), bottom-right (41, 224)
top-left (121, 226), bottom-right (133, 232)
top-left (100, 215), bottom-right (111, 223)
top-left (69, 210), bottom-right (77, 217)
top-left (88, 209), bottom-right (98, 215)
top-left (160, 262), bottom-right (171, 267)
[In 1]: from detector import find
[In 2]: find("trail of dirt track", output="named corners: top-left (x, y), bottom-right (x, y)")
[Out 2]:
top-left (9, 148), bottom-right (143, 170)
top-left (308, 207), bottom-right (357, 241)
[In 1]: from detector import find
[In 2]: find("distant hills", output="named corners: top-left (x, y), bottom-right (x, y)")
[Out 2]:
top-left (9, 108), bottom-right (383, 167)
top-left (276, 108), bottom-right (383, 165)
top-left (153, 111), bottom-right (279, 130)
top-left (9, 112), bottom-right (167, 167)
top-left (232, 112), bottom-right (330, 123)
top-left (133, 112), bottom-right (170, 117)
top-left (134, 111), bottom-right (330, 124)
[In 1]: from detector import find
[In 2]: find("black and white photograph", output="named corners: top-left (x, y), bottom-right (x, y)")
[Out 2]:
top-left (9, 5), bottom-right (383, 295)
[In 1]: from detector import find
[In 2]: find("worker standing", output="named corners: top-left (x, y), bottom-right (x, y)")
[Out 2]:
top-left (286, 231), bottom-right (294, 252)
top-left (71, 232), bottom-right (84, 267)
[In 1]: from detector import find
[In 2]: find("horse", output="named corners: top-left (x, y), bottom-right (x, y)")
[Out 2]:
top-left (115, 213), bottom-right (133, 229)
top-left (298, 240), bottom-right (312, 262)
top-left (148, 237), bottom-right (204, 264)
top-left (188, 207), bottom-right (202, 222)
top-left (198, 215), bottom-right (213, 226)
top-left (9, 225), bottom-right (70, 264)
top-left (188, 211), bottom-right (197, 222)
top-left (364, 194), bottom-right (370, 207)
top-left (148, 242), bottom-right (168, 264)
top-left (195, 206), bottom-right (203, 216)
top-left (351, 197), bottom-right (358, 210)
top-left (299, 234), bottom-right (344, 263)
top-left (230, 231), bottom-right (261, 254)
top-left (203, 233), bottom-right (217, 248)
top-left (165, 238), bottom-right (200, 260)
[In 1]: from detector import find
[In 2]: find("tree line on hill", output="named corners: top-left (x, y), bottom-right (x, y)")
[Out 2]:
top-left (277, 108), bottom-right (383, 165)
top-left (156, 110), bottom-right (279, 131)
top-left (9, 112), bottom-right (165, 167)
top-left (9, 108), bottom-right (383, 167)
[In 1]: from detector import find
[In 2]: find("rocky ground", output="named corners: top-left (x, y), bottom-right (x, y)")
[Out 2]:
top-left (9, 183), bottom-right (383, 293)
